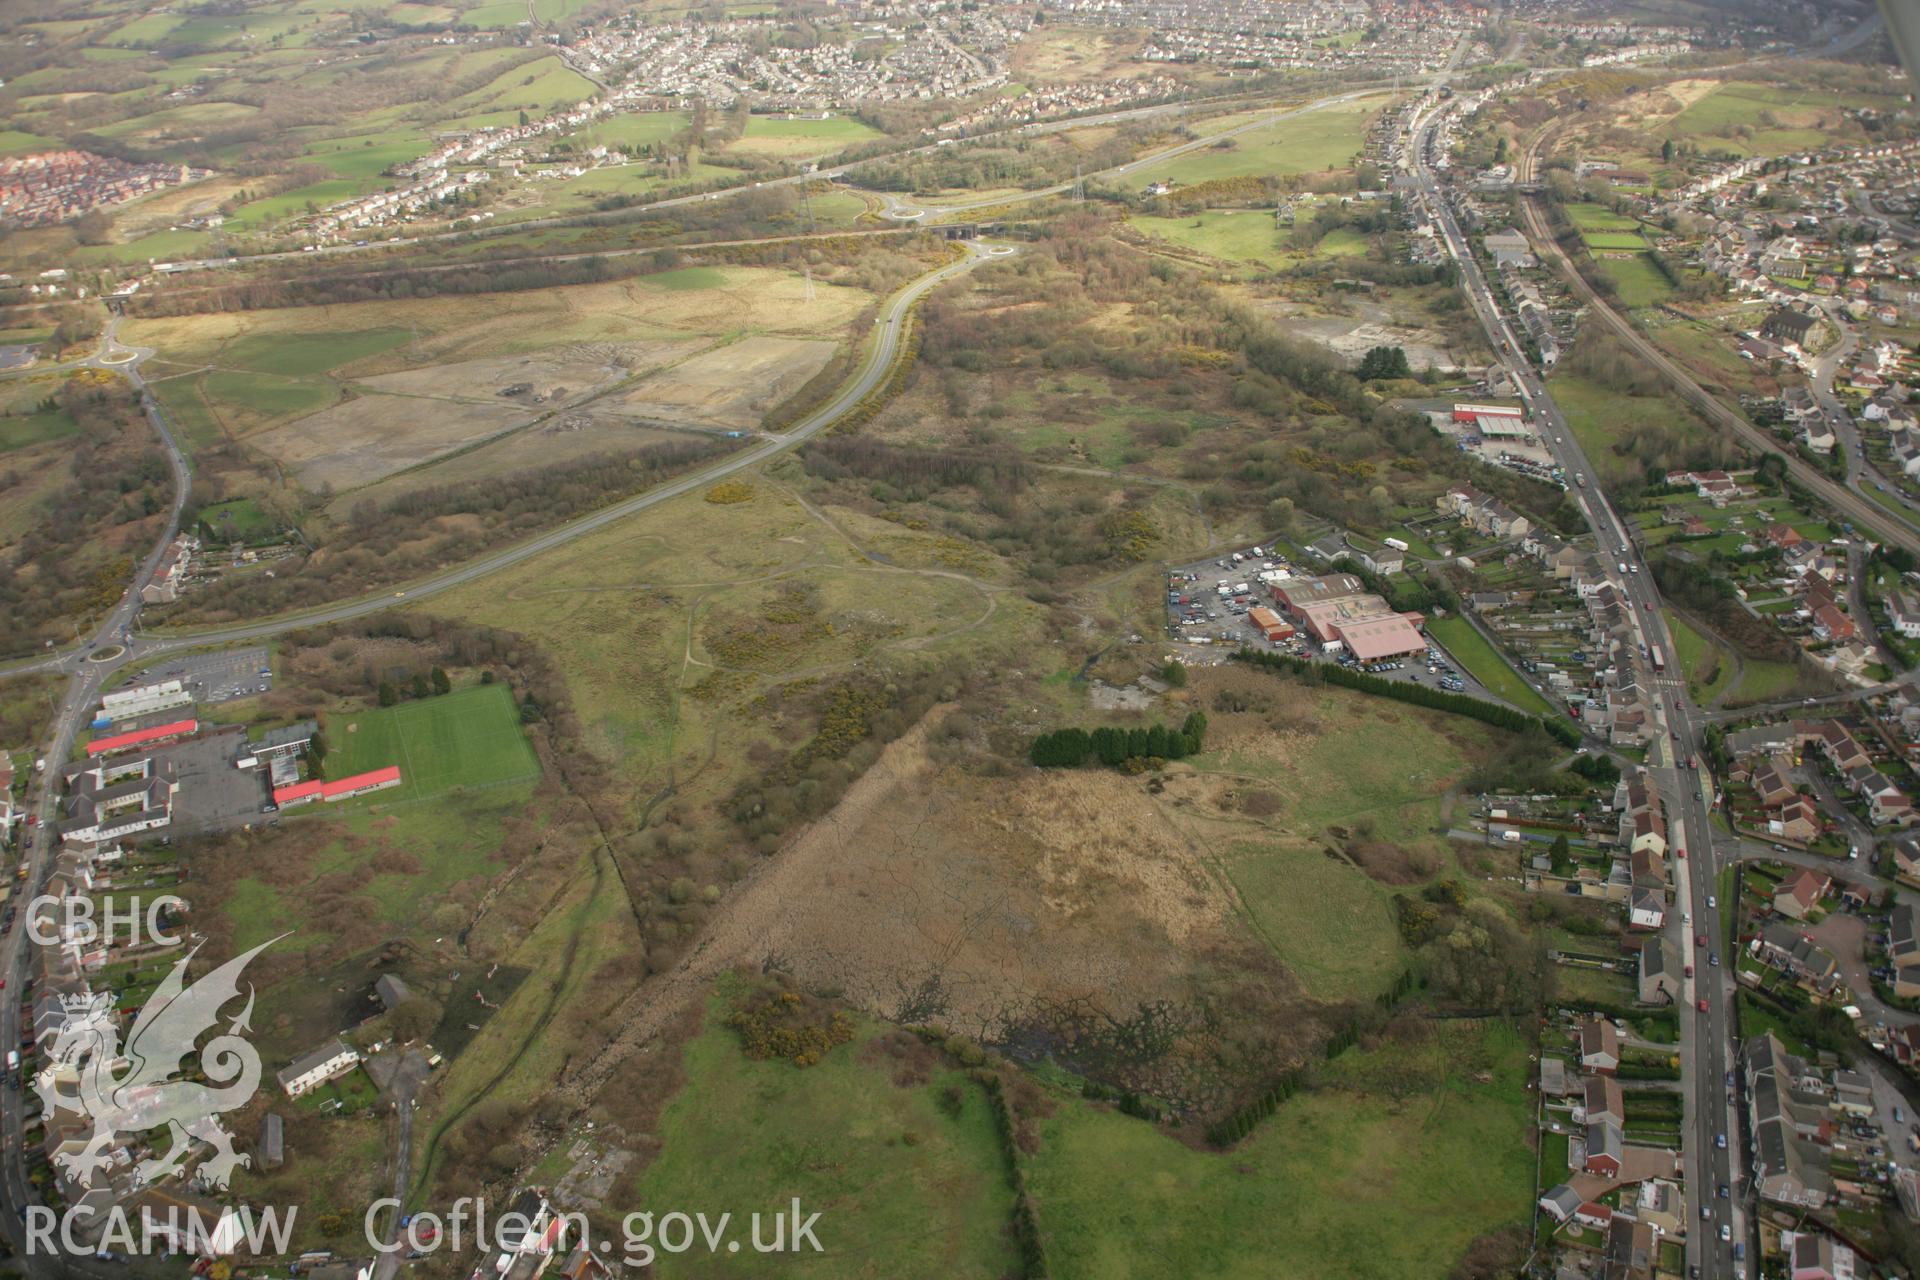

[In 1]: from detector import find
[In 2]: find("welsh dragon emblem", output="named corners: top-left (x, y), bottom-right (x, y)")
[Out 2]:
top-left (36, 937), bottom-right (283, 1191)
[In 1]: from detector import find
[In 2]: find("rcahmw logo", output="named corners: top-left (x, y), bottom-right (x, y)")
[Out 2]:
top-left (33, 934), bottom-right (287, 1200)
top-left (25, 1200), bottom-right (296, 1259)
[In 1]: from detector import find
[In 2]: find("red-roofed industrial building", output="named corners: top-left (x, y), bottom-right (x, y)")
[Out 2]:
top-left (85, 719), bottom-right (197, 758)
top-left (273, 765), bottom-right (402, 810)
top-left (1452, 403), bottom-right (1524, 423)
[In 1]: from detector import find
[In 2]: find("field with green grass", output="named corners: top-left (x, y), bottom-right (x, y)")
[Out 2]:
top-left (575, 110), bottom-right (692, 151)
top-left (99, 11), bottom-right (181, 42)
top-left (1128, 209), bottom-right (1374, 270)
top-left (1550, 373), bottom-right (1714, 490)
top-left (201, 369), bottom-right (339, 428)
top-left (1646, 312), bottom-right (1761, 395)
top-left (1199, 682), bottom-right (1489, 842)
top-left (1026, 1019), bottom-right (1535, 1279)
top-left (220, 327), bottom-right (417, 376)
top-left (0, 130), bottom-right (55, 157)
top-left (644, 265), bottom-right (731, 291)
top-left (326, 683), bottom-right (539, 803)
top-left (1131, 209), bottom-right (1286, 267)
top-left (302, 134), bottom-right (434, 180)
top-left (732, 114), bottom-right (884, 160)
top-left (1728, 659), bottom-right (1806, 706)
top-left (226, 177), bottom-right (373, 232)
top-left (1221, 837), bottom-right (1404, 1000)
top-left (1564, 203), bottom-right (1639, 234)
top-left (1595, 254), bottom-right (1673, 309)
top-left (1426, 616), bottom-right (1559, 719)
top-left (1665, 83), bottom-right (1833, 157)
top-left (131, 323), bottom-right (419, 382)
top-left (1664, 609), bottom-right (1734, 706)
top-left (1133, 99), bottom-right (1379, 186)
top-left (1736, 991), bottom-right (1811, 1057)
top-left (442, 55), bottom-right (598, 122)
top-left (193, 497), bottom-right (278, 543)
top-left (632, 996), bottom-right (1021, 1278)
top-left (531, 0), bottom-right (602, 21)
top-left (485, 154), bottom-right (739, 224)
top-left (430, 478), bottom-right (1022, 782)
top-left (147, 376), bottom-right (225, 453)
top-left (461, 0), bottom-right (528, 25)
top-left (1562, 205), bottom-right (1671, 307)
top-left (1192, 682), bottom-right (1502, 1001)
top-left (1554, 965), bottom-right (1636, 1005)
top-left (1317, 226), bottom-right (1370, 257)
top-left (0, 402), bottom-right (77, 454)
top-left (223, 779), bottom-right (533, 956)
top-left (71, 227), bottom-right (218, 267)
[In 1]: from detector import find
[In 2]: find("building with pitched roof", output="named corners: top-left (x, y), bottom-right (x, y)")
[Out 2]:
top-left (1745, 1033), bottom-right (1835, 1209)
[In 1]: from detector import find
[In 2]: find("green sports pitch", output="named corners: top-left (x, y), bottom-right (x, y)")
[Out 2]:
top-left (325, 684), bottom-right (538, 803)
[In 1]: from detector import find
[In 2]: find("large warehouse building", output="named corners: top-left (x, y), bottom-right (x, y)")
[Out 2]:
top-left (1451, 403), bottom-right (1531, 441)
top-left (1335, 614), bottom-right (1429, 662)
top-left (1271, 573), bottom-right (1427, 660)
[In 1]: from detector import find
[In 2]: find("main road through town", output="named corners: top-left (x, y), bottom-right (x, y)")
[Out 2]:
top-left (1412, 97), bottom-right (1743, 1278)
top-left (0, 311), bottom-right (192, 1276)
top-left (0, 238), bottom-right (1006, 1272)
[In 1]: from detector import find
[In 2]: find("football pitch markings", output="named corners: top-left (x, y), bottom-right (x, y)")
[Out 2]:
top-left (329, 683), bottom-right (539, 802)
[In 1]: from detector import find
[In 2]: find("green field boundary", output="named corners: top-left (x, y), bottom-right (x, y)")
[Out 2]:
top-left (1425, 615), bottom-right (1560, 720)
top-left (323, 683), bottom-right (540, 805)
